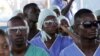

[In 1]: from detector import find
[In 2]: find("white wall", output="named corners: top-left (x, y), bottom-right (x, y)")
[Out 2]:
top-left (75, 0), bottom-right (100, 12)
top-left (82, 0), bottom-right (100, 12)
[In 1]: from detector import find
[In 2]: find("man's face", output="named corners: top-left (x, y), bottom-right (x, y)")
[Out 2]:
top-left (77, 14), bottom-right (98, 40)
top-left (26, 7), bottom-right (40, 28)
top-left (43, 16), bottom-right (58, 34)
top-left (8, 20), bottom-right (28, 47)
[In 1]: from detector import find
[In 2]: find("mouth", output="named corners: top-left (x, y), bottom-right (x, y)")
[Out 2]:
top-left (89, 32), bottom-right (97, 37)
top-left (15, 38), bottom-right (24, 42)
top-left (90, 32), bottom-right (96, 35)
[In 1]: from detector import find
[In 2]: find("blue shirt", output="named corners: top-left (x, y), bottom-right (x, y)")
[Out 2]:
top-left (29, 32), bottom-right (73, 56)
top-left (60, 43), bottom-right (85, 56)
top-left (94, 45), bottom-right (100, 56)
top-left (60, 43), bottom-right (100, 56)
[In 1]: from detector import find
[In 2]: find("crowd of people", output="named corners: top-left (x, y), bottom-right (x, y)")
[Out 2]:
top-left (0, 0), bottom-right (100, 56)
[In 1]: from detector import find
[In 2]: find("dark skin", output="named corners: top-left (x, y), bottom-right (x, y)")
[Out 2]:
top-left (24, 6), bottom-right (40, 41)
top-left (61, 0), bottom-right (74, 16)
top-left (43, 16), bottom-right (58, 49)
top-left (60, 13), bottom-right (99, 56)
top-left (44, 34), bottom-right (56, 49)
top-left (60, 19), bottom-right (70, 36)
top-left (60, 25), bottom-right (80, 44)
top-left (8, 19), bottom-right (29, 56)
top-left (58, 16), bottom-right (79, 43)
top-left (74, 13), bottom-right (99, 56)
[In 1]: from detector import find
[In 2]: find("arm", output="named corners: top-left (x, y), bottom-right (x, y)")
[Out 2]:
top-left (60, 25), bottom-right (80, 43)
top-left (61, 0), bottom-right (74, 16)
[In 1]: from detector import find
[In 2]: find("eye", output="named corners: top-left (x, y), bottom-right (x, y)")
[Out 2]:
top-left (9, 29), bottom-right (17, 33)
top-left (3, 44), bottom-right (9, 49)
top-left (19, 29), bottom-right (27, 33)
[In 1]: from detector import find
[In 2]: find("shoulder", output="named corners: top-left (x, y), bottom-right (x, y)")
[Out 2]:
top-left (60, 43), bottom-right (85, 56)
top-left (26, 44), bottom-right (49, 56)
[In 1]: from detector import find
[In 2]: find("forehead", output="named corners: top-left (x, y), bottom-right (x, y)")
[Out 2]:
top-left (81, 13), bottom-right (97, 22)
top-left (44, 15), bottom-right (57, 21)
top-left (8, 19), bottom-right (26, 27)
top-left (61, 19), bottom-right (66, 21)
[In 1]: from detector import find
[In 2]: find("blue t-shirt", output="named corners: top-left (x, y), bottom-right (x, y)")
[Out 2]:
top-left (29, 32), bottom-right (73, 56)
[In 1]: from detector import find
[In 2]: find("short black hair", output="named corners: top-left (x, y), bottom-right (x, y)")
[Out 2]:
top-left (23, 3), bottom-right (39, 16)
top-left (7, 16), bottom-right (26, 27)
top-left (74, 8), bottom-right (93, 24)
top-left (0, 29), bottom-right (6, 37)
top-left (23, 3), bottom-right (38, 11)
top-left (9, 16), bottom-right (24, 22)
top-left (74, 8), bottom-right (92, 19)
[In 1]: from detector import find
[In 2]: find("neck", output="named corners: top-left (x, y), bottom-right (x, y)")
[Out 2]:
top-left (45, 33), bottom-right (56, 49)
top-left (79, 38), bottom-right (98, 49)
top-left (11, 44), bottom-right (28, 55)
top-left (28, 26), bottom-right (39, 41)
top-left (77, 38), bottom-right (99, 56)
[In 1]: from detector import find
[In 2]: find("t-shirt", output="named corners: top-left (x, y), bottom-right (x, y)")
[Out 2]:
top-left (10, 44), bottom-right (49, 56)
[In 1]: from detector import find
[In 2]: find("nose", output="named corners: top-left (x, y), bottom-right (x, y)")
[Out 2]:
top-left (16, 29), bottom-right (21, 34)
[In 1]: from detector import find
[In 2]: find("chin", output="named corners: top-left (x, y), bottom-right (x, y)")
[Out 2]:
top-left (15, 43), bottom-right (24, 48)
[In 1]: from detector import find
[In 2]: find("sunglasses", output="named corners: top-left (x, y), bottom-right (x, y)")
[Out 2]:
top-left (80, 21), bottom-right (99, 28)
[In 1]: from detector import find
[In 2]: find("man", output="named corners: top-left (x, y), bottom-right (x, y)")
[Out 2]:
top-left (59, 9), bottom-right (99, 56)
top-left (23, 3), bottom-right (40, 41)
top-left (7, 16), bottom-right (49, 56)
top-left (0, 29), bottom-right (10, 56)
top-left (30, 9), bottom-right (73, 56)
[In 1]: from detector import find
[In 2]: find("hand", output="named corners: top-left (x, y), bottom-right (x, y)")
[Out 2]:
top-left (64, 0), bottom-right (74, 3)
top-left (60, 25), bottom-right (70, 33)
